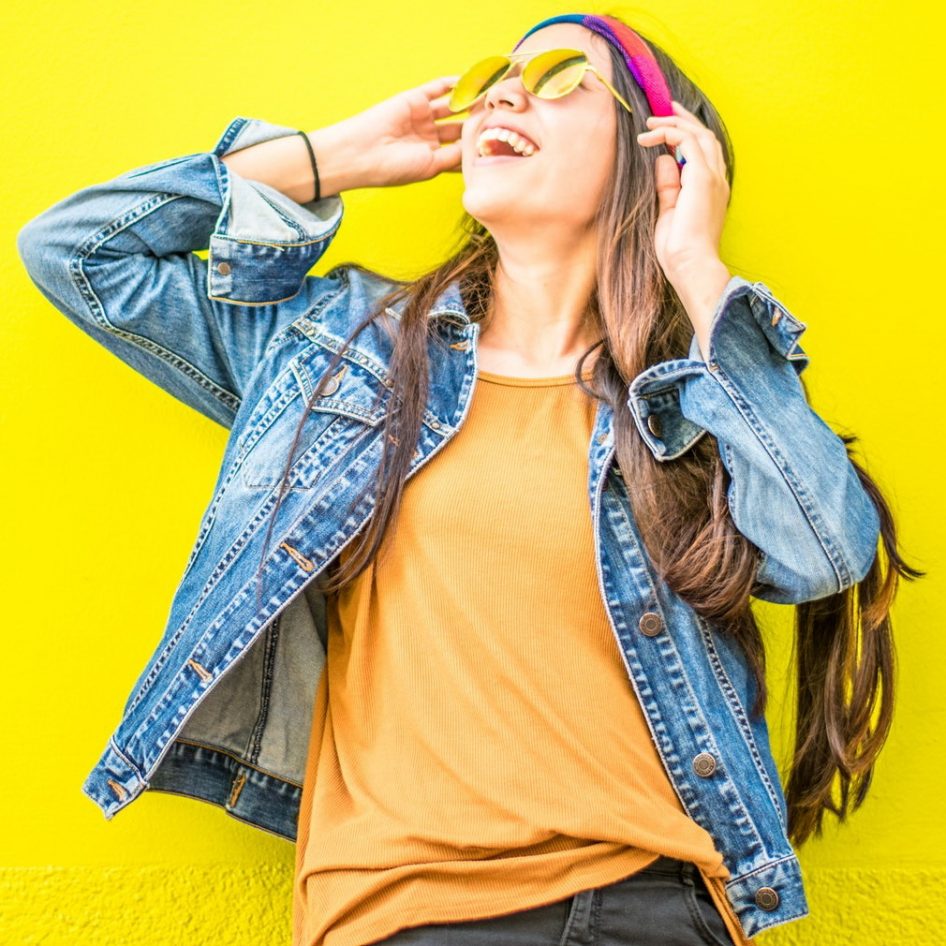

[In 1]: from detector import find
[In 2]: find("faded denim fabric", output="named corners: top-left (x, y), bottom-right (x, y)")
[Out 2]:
top-left (16, 116), bottom-right (881, 940)
top-left (367, 856), bottom-right (735, 946)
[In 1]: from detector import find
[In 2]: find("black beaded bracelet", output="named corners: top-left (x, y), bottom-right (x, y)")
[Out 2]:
top-left (296, 130), bottom-right (321, 203)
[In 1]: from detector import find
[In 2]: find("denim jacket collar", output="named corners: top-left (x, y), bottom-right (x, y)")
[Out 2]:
top-left (384, 278), bottom-right (471, 324)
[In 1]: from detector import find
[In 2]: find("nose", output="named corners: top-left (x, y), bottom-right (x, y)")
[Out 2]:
top-left (483, 66), bottom-right (528, 111)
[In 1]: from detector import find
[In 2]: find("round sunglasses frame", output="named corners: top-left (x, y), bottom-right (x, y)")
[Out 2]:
top-left (436, 47), bottom-right (634, 124)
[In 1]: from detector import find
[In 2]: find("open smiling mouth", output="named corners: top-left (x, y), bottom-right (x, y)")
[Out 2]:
top-left (475, 127), bottom-right (540, 160)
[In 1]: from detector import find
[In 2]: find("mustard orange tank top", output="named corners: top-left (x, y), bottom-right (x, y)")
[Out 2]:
top-left (292, 367), bottom-right (754, 946)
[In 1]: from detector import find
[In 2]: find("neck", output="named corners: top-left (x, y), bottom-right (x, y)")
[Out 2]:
top-left (477, 236), bottom-right (602, 373)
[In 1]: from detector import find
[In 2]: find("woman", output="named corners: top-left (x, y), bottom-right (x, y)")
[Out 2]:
top-left (17, 10), bottom-right (918, 946)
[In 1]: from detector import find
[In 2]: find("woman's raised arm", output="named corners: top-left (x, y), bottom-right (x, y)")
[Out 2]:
top-left (16, 116), bottom-right (349, 428)
top-left (627, 277), bottom-right (881, 605)
top-left (220, 122), bottom-right (371, 204)
top-left (15, 76), bottom-right (461, 429)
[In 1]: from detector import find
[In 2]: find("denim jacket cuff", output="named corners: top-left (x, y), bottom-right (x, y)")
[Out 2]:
top-left (625, 276), bottom-right (808, 460)
top-left (207, 116), bottom-right (344, 305)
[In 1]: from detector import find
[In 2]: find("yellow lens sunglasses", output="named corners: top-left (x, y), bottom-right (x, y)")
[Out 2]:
top-left (433, 47), bottom-right (634, 124)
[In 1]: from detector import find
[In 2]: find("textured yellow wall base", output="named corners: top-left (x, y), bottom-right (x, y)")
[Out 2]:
top-left (1, 866), bottom-right (293, 944)
top-left (1, 865), bottom-right (942, 944)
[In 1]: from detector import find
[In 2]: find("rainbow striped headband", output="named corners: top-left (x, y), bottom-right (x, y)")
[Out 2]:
top-left (513, 13), bottom-right (673, 117)
top-left (513, 13), bottom-right (684, 165)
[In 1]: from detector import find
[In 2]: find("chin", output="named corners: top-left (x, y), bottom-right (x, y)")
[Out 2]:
top-left (462, 183), bottom-right (523, 221)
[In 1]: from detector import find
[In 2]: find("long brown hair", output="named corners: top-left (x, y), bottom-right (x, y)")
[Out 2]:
top-left (255, 18), bottom-right (923, 847)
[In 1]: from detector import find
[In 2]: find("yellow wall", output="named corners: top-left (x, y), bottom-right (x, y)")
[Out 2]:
top-left (2, 0), bottom-right (940, 942)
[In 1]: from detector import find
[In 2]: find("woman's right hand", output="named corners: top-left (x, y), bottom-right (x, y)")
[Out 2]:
top-left (315, 76), bottom-right (466, 190)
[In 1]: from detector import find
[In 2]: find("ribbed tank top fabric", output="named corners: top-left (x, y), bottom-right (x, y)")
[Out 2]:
top-left (292, 367), bottom-right (755, 946)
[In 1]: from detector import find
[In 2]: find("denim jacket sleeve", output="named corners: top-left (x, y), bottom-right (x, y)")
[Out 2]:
top-left (626, 276), bottom-right (881, 605)
top-left (16, 116), bottom-right (345, 428)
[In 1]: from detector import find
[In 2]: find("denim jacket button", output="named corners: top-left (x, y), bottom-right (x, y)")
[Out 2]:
top-left (638, 611), bottom-right (663, 636)
top-left (755, 886), bottom-right (780, 911)
top-left (693, 752), bottom-right (717, 777)
top-left (646, 413), bottom-right (662, 438)
top-left (215, 261), bottom-right (231, 275)
top-left (322, 373), bottom-right (343, 396)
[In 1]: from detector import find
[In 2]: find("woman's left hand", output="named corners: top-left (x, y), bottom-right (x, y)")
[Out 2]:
top-left (636, 101), bottom-right (731, 285)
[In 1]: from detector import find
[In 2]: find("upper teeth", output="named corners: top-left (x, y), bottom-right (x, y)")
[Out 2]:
top-left (476, 127), bottom-right (538, 157)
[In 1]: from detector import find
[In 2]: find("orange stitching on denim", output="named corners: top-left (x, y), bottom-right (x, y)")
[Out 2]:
top-left (107, 779), bottom-right (128, 801)
top-left (228, 771), bottom-right (247, 808)
top-left (187, 658), bottom-right (212, 682)
top-left (280, 541), bottom-right (315, 572)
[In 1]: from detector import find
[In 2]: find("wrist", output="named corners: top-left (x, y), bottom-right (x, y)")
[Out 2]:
top-left (667, 257), bottom-right (732, 362)
top-left (305, 121), bottom-right (374, 198)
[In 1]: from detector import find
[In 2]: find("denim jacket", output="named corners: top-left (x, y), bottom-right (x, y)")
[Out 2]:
top-left (16, 116), bottom-right (880, 940)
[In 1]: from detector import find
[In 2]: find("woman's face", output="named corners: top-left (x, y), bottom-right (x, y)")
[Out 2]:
top-left (460, 23), bottom-right (620, 237)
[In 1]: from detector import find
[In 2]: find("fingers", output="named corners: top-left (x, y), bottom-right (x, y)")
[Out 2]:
top-left (419, 75), bottom-right (461, 99)
top-left (431, 140), bottom-right (463, 175)
top-left (431, 95), bottom-right (472, 127)
top-left (666, 100), bottom-right (718, 147)
top-left (430, 100), bottom-right (464, 144)
top-left (435, 118), bottom-right (463, 144)
top-left (637, 117), bottom-right (726, 184)
top-left (432, 113), bottom-right (469, 126)
top-left (415, 76), bottom-right (468, 167)
top-left (427, 80), bottom-right (467, 142)
top-left (653, 153), bottom-right (683, 213)
top-left (639, 101), bottom-right (726, 178)
top-left (637, 122), bottom-right (705, 174)
top-left (430, 91), bottom-right (464, 129)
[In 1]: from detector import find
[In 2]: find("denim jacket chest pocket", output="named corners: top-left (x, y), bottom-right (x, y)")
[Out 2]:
top-left (236, 336), bottom-right (392, 491)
